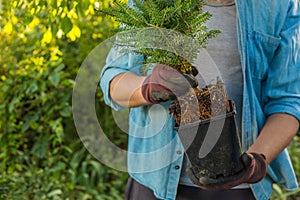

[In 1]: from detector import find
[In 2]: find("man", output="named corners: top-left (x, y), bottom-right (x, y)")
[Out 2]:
top-left (100, 0), bottom-right (300, 199)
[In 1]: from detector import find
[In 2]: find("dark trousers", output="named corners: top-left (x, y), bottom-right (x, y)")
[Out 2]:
top-left (125, 177), bottom-right (256, 200)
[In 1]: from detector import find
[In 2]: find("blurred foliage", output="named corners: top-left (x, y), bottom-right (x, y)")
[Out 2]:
top-left (0, 0), bottom-right (299, 199)
top-left (271, 136), bottom-right (300, 200)
top-left (0, 0), bottom-right (127, 199)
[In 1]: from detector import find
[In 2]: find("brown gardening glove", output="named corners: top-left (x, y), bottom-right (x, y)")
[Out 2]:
top-left (189, 152), bottom-right (267, 190)
top-left (141, 64), bottom-right (198, 104)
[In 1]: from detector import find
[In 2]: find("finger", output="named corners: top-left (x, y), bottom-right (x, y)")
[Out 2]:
top-left (190, 66), bottom-right (199, 76)
top-left (157, 76), bottom-right (192, 96)
top-left (241, 152), bottom-right (254, 168)
top-left (161, 72), bottom-right (198, 89)
top-left (186, 167), bottom-right (202, 186)
top-left (151, 90), bottom-right (173, 102)
top-left (157, 64), bottom-right (198, 88)
top-left (182, 73), bottom-right (198, 88)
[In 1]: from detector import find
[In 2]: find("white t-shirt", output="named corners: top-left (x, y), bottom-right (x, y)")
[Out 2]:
top-left (179, 3), bottom-right (248, 189)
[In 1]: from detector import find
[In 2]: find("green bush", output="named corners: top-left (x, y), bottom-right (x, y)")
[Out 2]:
top-left (271, 136), bottom-right (300, 200)
top-left (0, 0), bottom-right (127, 199)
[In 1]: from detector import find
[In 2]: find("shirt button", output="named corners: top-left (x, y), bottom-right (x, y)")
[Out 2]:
top-left (175, 165), bottom-right (180, 170)
top-left (176, 150), bottom-right (182, 155)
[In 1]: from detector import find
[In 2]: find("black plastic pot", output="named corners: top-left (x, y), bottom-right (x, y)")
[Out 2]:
top-left (175, 100), bottom-right (244, 179)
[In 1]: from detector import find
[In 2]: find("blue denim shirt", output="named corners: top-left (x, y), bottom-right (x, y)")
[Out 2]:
top-left (100, 0), bottom-right (300, 199)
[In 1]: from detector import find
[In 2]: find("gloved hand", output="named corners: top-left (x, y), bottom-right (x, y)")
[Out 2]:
top-left (141, 64), bottom-right (198, 104)
top-left (189, 152), bottom-right (267, 190)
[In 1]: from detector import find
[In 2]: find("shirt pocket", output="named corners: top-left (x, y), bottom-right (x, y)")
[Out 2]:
top-left (248, 30), bottom-right (281, 80)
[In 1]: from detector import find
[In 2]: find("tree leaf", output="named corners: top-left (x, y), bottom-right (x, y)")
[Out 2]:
top-left (60, 105), bottom-right (72, 117)
top-left (67, 25), bottom-right (81, 41)
top-left (3, 21), bottom-right (13, 34)
top-left (42, 29), bottom-right (53, 44)
top-left (54, 63), bottom-right (65, 72)
top-left (31, 135), bottom-right (49, 158)
top-left (81, 0), bottom-right (90, 11)
top-left (47, 189), bottom-right (62, 197)
top-left (49, 72), bottom-right (60, 87)
top-left (49, 162), bottom-right (66, 173)
top-left (61, 16), bottom-right (72, 34)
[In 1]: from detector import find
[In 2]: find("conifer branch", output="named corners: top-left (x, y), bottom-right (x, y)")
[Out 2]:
top-left (98, 0), bottom-right (220, 73)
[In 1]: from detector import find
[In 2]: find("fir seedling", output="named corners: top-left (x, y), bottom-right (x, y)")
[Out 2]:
top-left (98, 0), bottom-right (220, 74)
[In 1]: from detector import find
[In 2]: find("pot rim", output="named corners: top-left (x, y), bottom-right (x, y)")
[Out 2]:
top-left (174, 100), bottom-right (236, 130)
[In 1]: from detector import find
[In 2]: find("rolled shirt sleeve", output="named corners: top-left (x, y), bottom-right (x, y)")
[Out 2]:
top-left (263, 0), bottom-right (300, 124)
top-left (100, 46), bottom-right (144, 111)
